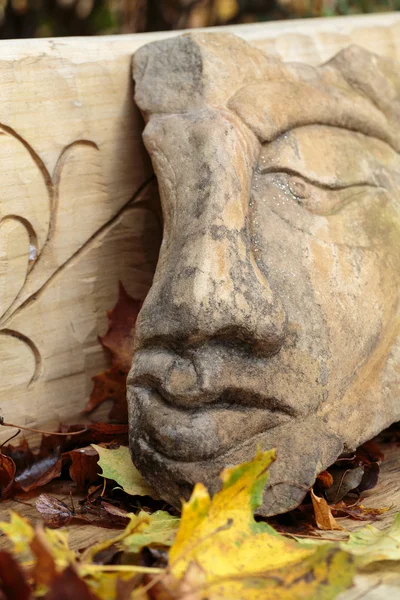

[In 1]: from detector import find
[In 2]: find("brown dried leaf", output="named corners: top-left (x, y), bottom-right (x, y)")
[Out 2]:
top-left (36, 494), bottom-right (74, 529)
top-left (115, 575), bottom-right (144, 600)
top-left (30, 527), bottom-right (57, 587)
top-left (83, 367), bottom-right (127, 420)
top-left (0, 454), bottom-right (16, 499)
top-left (20, 458), bottom-right (62, 493)
top-left (2, 439), bottom-right (31, 472)
top-left (145, 572), bottom-right (181, 600)
top-left (101, 501), bottom-right (129, 519)
top-left (356, 440), bottom-right (385, 465)
top-left (315, 470), bottom-right (333, 490)
top-left (44, 566), bottom-right (100, 600)
top-left (101, 282), bottom-right (142, 371)
top-left (68, 446), bottom-right (100, 491)
top-left (4, 435), bottom-right (62, 493)
top-left (82, 283), bottom-right (141, 421)
top-left (56, 423), bottom-right (129, 449)
top-left (87, 423), bottom-right (129, 444)
top-left (310, 489), bottom-right (344, 531)
top-left (0, 550), bottom-right (31, 600)
top-left (357, 462), bottom-right (380, 494)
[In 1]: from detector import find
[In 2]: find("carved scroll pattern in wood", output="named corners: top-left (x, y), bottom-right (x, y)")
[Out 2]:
top-left (0, 123), bottom-right (161, 440)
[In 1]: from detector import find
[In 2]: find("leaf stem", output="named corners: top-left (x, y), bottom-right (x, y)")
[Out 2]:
top-left (82, 564), bottom-right (164, 574)
top-left (0, 418), bottom-right (88, 436)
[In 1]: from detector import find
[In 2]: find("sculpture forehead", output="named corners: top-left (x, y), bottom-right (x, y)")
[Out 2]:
top-left (133, 32), bottom-right (400, 151)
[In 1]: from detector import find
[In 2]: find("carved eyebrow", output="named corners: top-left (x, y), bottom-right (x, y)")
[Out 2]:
top-left (257, 124), bottom-right (400, 190)
top-left (228, 80), bottom-right (399, 153)
top-left (258, 166), bottom-right (381, 193)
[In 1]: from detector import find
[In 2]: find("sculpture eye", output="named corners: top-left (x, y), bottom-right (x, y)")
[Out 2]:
top-left (287, 176), bottom-right (310, 200)
top-left (283, 172), bottom-right (379, 216)
top-left (258, 124), bottom-right (400, 213)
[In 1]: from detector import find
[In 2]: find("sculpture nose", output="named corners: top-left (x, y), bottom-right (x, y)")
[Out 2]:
top-left (134, 109), bottom-right (287, 360)
top-left (136, 225), bottom-right (287, 356)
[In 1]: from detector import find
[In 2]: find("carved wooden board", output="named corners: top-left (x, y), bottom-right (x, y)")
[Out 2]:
top-left (1, 12), bottom-right (400, 442)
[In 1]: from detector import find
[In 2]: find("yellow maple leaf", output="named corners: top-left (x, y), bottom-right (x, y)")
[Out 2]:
top-left (92, 444), bottom-right (157, 498)
top-left (215, 0), bottom-right (238, 21)
top-left (0, 510), bottom-right (34, 557)
top-left (168, 449), bottom-right (356, 599)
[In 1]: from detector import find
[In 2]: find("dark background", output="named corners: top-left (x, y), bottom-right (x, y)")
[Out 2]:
top-left (0, 0), bottom-right (398, 39)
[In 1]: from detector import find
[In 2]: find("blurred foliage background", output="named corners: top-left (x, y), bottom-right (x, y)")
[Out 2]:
top-left (0, 0), bottom-right (398, 38)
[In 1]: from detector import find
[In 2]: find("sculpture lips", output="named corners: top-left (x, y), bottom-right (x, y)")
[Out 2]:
top-left (128, 346), bottom-right (302, 462)
top-left (129, 383), bottom-right (293, 463)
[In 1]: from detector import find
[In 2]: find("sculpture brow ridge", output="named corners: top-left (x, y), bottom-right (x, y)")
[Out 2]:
top-left (257, 166), bottom-right (382, 193)
top-left (259, 122), bottom-right (400, 157)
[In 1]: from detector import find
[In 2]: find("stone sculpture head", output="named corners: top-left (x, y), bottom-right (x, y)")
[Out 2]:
top-left (128, 33), bottom-right (400, 515)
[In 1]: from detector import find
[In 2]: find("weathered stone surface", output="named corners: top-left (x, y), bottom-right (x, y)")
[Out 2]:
top-left (128, 32), bottom-right (400, 515)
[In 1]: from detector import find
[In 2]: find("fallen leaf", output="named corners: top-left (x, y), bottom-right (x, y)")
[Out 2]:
top-left (0, 455), bottom-right (16, 499)
top-left (81, 511), bottom-right (169, 563)
top-left (67, 446), bottom-right (100, 490)
top-left (83, 283), bottom-right (142, 421)
top-left (355, 440), bottom-right (385, 465)
top-left (34, 527), bottom-right (75, 567)
top-left (86, 571), bottom-right (146, 600)
top-left (35, 492), bottom-right (129, 531)
top-left (310, 489), bottom-right (345, 531)
top-left (121, 510), bottom-right (180, 554)
top-left (332, 502), bottom-right (389, 522)
top-left (168, 449), bottom-right (356, 598)
top-left (326, 440), bottom-right (383, 500)
top-left (52, 423), bottom-right (129, 450)
top-left (0, 510), bottom-right (163, 600)
top-left (325, 466), bottom-right (365, 504)
top-left (19, 458), bottom-right (62, 493)
top-left (101, 501), bottom-right (129, 520)
top-left (146, 563), bottom-right (204, 600)
top-left (76, 494), bottom-right (131, 530)
top-left (4, 436), bottom-right (62, 493)
top-left (87, 423), bottom-right (129, 443)
top-left (214, 0), bottom-right (239, 21)
top-left (114, 575), bottom-right (144, 600)
top-left (356, 462), bottom-right (380, 494)
top-left (44, 566), bottom-right (100, 600)
top-left (92, 445), bottom-right (157, 498)
top-left (84, 367), bottom-right (128, 422)
top-left (0, 512), bottom-right (34, 560)
top-left (100, 282), bottom-right (142, 372)
top-left (315, 470), bottom-right (333, 490)
top-left (341, 513), bottom-right (400, 566)
top-left (0, 550), bottom-right (31, 600)
top-left (36, 494), bottom-right (74, 529)
top-left (30, 526), bottom-right (57, 588)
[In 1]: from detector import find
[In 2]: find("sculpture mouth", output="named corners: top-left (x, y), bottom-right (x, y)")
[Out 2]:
top-left (129, 383), bottom-right (293, 462)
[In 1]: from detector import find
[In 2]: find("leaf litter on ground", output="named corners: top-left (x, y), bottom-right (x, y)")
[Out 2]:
top-left (0, 450), bottom-right (400, 599)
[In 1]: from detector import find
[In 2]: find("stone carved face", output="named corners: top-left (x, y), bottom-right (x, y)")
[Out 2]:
top-left (128, 33), bottom-right (400, 515)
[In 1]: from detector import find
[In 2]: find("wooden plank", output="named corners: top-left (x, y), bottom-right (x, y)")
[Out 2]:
top-left (1, 13), bottom-right (400, 441)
